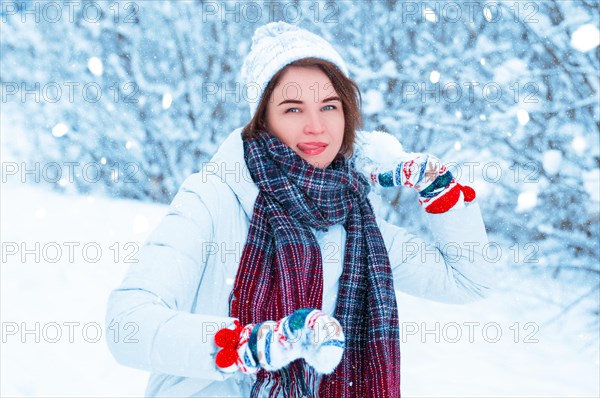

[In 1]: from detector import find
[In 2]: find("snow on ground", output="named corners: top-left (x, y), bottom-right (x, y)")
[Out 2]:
top-left (1, 180), bottom-right (598, 397)
top-left (1, 180), bottom-right (162, 397)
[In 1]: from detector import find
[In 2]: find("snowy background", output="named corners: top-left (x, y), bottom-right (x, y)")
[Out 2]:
top-left (1, 0), bottom-right (599, 396)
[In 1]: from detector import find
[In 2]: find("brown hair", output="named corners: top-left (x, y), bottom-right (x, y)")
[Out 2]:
top-left (241, 57), bottom-right (362, 159)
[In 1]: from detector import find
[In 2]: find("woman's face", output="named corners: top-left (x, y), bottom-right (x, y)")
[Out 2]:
top-left (265, 66), bottom-right (345, 169)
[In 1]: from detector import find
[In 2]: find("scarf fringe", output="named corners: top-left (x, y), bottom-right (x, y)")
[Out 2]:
top-left (250, 361), bottom-right (319, 398)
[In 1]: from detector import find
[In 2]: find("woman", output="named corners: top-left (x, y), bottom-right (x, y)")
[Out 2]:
top-left (106, 22), bottom-right (493, 397)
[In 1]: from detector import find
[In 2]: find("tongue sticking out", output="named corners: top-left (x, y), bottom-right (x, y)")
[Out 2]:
top-left (298, 143), bottom-right (327, 156)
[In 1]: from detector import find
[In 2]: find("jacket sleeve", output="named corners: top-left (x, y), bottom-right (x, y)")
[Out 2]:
top-left (105, 173), bottom-right (236, 379)
top-left (377, 200), bottom-right (495, 304)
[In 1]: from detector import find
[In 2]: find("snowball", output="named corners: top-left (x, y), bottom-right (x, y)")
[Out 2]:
top-left (517, 109), bottom-right (530, 126)
top-left (429, 70), bottom-right (440, 84)
top-left (516, 191), bottom-right (538, 212)
top-left (356, 130), bottom-right (406, 169)
top-left (424, 7), bottom-right (437, 22)
top-left (87, 57), bottom-right (103, 76)
top-left (571, 24), bottom-right (600, 53)
top-left (542, 150), bottom-right (562, 175)
top-left (51, 123), bottom-right (69, 138)
top-left (572, 136), bottom-right (586, 156)
top-left (162, 92), bottom-right (173, 110)
top-left (483, 7), bottom-right (493, 22)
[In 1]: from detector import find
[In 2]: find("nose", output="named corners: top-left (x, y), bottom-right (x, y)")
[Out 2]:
top-left (304, 111), bottom-right (325, 135)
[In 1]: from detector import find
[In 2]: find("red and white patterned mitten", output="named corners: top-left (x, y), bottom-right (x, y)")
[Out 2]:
top-left (214, 320), bottom-right (259, 374)
top-left (352, 131), bottom-right (476, 213)
top-left (214, 309), bottom-right (345, 375)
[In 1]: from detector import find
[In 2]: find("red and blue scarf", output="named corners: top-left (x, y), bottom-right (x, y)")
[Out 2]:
top-left (230, 130), bottom-right (401, 397)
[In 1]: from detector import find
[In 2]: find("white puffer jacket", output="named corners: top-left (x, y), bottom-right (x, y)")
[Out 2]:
top-left (105, 128), bottom-right (494, 397)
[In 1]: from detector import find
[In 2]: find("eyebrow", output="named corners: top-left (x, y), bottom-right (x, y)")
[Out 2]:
top-left (277, 96), bottom-right (341, 106)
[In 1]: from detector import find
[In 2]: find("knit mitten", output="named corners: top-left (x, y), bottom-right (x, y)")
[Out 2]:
top-left (351, 130), bottom-right (476, 213)
top-left (214, 309), bottom-right (345, 375)
top-left (214, 320), bottom-right (255, 373)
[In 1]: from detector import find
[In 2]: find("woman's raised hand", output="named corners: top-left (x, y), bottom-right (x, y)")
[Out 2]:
top-left (351, 130), bottom-right (476, 213)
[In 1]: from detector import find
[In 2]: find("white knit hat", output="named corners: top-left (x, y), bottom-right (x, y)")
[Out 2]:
top-left (240, 22), bottom-right (349, 118)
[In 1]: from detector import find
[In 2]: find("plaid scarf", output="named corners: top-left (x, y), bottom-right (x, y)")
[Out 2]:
top-left (230, 130), bottom-right (401, 397)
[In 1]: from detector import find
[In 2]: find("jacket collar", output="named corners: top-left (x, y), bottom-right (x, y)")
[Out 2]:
top-left (209, 127), bottom-right (259, 220)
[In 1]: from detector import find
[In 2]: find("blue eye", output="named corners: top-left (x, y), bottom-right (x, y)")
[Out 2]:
top-left (323, 105), bottom-right (336, 111)
top-left (285, 108), bottom-right (300, 113)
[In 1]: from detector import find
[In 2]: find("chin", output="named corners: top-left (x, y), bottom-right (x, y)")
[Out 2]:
top-left (310, 159), bottom-right (333, 169)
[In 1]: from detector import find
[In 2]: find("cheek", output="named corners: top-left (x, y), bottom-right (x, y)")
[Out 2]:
top-left (331, 111), bottom-right (345, 127)
top-left (334, 116), bottom-right (345, 138)
top-left (266, 111), bottom-right (282, 136)
top-left (273, 117), bottom-right (303, 142)
top-left (268, 117), bottom-right (297, 147)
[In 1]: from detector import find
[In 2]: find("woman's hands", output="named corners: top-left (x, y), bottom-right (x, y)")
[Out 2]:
top-left (215, 308), bottom-right (345, 375)
top-left (351, 130), bottom-right (476, 213)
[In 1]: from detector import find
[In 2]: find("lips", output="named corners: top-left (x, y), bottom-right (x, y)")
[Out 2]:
top-left (298, 142), bottom-right (328, 156)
